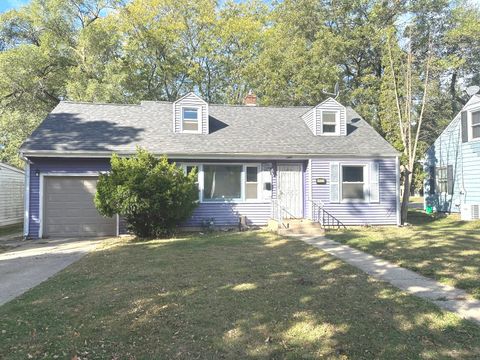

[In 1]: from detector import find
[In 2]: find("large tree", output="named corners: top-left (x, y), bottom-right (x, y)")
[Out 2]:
top-left (0, 0), bottom-right (479, 196)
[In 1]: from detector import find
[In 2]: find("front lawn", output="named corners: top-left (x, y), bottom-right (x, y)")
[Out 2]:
top-left (1, 231), bottom-right (480, 359)
top-left (328, 209), bottom-right (480, 299)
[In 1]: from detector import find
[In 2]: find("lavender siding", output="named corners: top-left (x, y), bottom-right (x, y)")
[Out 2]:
top-left (26, 156), bottom-right (397, 238)
top-left (26, 158), bottom-right (282, 237)
top-left (183, 202), bottom-right (271, 227)
top-left (309, 158), bottom-right (398, 225)
top-left (305, 160), bottom-right (312, 219)
top-left (27, 158), bottom-right (111, 238)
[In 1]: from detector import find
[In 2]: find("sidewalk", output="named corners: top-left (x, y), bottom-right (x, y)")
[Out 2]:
top-left (299, 236), bottom-right (480, 325)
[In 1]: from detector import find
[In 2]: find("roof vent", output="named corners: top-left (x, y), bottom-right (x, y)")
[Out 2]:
top-left (244, 90), bottom-right (257, 106)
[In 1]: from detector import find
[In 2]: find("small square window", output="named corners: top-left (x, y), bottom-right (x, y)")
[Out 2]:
top-left (182, 107), bottom-right (199, 132)
top-left (472, 111), bottom-right (480, 139)
top-left (341, 165), bottom-right (365, 200)
top-left (245, 166), bottom-right (259, 200)
top-left (436, 166), bottom-right (448, 193)
top-left (246, 167), bottom-right (258, 182)
top-left (322, 111), bottom-right (337, 134)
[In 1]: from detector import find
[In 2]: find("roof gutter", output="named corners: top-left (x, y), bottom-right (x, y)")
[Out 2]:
top-left (20, 150), bottom-right (401, 159)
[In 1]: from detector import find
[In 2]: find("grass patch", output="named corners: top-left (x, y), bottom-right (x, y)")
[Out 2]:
top-left (0, 223), bottom-right (22, 238)
top-left (328, 209), bottom-right (480, 299)
top-left (409, 196), bottom-right (424, 204)
top-left (1, 231), bottom-right (480, 359)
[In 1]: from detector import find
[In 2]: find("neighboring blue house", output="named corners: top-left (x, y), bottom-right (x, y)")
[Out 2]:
top-left (424, 94), bottom-right (480, 219)
top-left (20, 93), bottom-right (400, 238)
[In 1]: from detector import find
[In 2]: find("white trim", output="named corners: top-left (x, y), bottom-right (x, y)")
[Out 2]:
top-left (39, 172), bottom-right (104, 239)
top-left (23, 163), bottom-right (30, 237)
top-left (116, 214), bottom-right (120, 237)
top-left (308, 159), bottom-right (313, 219)
top-left (180, 106), bottom-right (202, 134)
top-left (468, 107), bottom-right (480, 142)
top-left (319, 109), bottom-right (341, 136)
top-left (313, 107), bottom-right (317, 136)
top-left (180, 162), bottom-right (265, 203)
top-left (245, 164), bottom-right (262, 201)
top-left (173, 92), bottom-right (207, 106)
top-left (369, 161), bottom-right (380, 203)
top-left (339, 162), bottom-right (369, 203)
top-left (395, 156), bottom-right (401, 226)
top-left (21, 151), bottom-right (400, 159)
top-left (277, 162), bottom-right (304, 218)
top-left (205, 102), bottom-right (210, 134)
top-left (316, 96), bottom-right (346, 109)
top-left (172, 100), bottom-right (176, 133)
top-left (181, 163), bottom-right (203, 201)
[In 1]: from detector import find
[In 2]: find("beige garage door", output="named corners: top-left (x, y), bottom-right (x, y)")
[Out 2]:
top-left (43, 176), bottom-right (116, 237)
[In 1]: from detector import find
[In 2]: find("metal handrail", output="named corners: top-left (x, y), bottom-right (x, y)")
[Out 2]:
top-left (272, 199), bottom-right (298, 223)
top-left (308, 199), bottom-right (346, 230)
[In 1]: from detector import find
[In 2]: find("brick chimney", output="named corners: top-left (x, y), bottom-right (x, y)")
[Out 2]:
top-left (244, 90), bottom-right (257, 106)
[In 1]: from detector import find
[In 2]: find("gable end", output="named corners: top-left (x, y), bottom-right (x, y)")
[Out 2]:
top-left (173, 92), bottom-right (209, 134)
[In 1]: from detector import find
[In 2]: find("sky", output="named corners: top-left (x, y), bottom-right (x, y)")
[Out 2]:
top-left (0, 0), bottom-right (29, 12)
top-left (1, 0), bottom-right (480, 13)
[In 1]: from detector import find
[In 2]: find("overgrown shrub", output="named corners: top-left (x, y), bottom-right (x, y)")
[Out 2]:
top-left (94, 149), bottom-right (199, 238)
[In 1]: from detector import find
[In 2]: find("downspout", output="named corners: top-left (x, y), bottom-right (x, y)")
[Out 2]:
top-left (21, 155), bottom-right (31, 238)
top-left (308, 159), bottom-right (313, 220)
top-left (395, 156), bottom-right (401, 226)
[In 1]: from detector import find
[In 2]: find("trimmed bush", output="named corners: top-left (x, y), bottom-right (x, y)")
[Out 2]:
top-left (95, 149), bottom-right (199, 238)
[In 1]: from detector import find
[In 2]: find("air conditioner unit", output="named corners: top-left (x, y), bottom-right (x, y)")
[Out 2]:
top-left (461, 204), bottom-right (480, 221)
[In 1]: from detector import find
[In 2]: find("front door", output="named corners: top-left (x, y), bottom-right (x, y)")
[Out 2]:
top-left (277, 164), bottom-right (303, 218)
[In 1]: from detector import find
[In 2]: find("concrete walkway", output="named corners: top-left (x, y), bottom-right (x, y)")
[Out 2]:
top-left (0, 238), bottom-right (104, 306)
top-left (299, 236), bottom-right (480, 325)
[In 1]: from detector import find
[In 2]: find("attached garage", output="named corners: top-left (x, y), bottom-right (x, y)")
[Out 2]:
top-left (42, 176), bottom-right (116, 238)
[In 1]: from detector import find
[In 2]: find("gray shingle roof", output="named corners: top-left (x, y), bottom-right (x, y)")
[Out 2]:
top-left (21, 101), bottom-right (399, 157)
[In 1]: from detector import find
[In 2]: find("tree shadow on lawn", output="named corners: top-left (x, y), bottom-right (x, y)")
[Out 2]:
top-left (328, 217), bottom-right (480, 298)
top-left (1, 232), bottom-right (480, 359)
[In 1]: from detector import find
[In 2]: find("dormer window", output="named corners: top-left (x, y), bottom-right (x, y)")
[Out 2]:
top-left (321, 110), bottom-right (339, 135)
top-left (471, 110), bottom-right (480, 140)
top-left (182, 107), bottom-right (200, 133)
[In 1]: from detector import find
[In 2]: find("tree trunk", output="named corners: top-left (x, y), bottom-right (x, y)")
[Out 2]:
top-left (400, 169), bottom-right (411, 225)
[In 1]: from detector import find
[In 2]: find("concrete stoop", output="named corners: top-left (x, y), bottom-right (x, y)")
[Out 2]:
top-left (267, 219), bottom-right (325, 237)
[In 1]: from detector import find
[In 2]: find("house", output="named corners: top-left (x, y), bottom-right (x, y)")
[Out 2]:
top-left (0, 162), bottom-right (24, 227)
top-left (20, 93), bottom-right (400, 239)
top-left (424, 94), bottom-right (480, 220)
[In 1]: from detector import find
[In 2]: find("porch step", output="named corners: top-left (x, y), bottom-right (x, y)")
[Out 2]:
top-left (267, 219), bottom-right (325, 237)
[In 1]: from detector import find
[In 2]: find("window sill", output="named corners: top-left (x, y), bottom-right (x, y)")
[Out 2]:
top-left (200, 200), bottom-right (270, 204)
top-left (340, 199), bottom-right (368, 204)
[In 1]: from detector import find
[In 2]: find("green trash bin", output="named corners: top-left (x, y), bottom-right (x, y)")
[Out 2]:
top-left (425, 206), bottom-right (433, 214)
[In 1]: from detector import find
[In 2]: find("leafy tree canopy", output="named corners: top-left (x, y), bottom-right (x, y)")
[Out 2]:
top-left (0, 0), bottom-right (478, 183)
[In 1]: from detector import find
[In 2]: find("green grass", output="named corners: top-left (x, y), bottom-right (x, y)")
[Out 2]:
top-left (409, 196), bottom-right (424, 204)
top-left (0, 223), bottom-right (22, 238)
top-left (1, 231), bottom-right (480, 359)
top-left (328, 209), bottom-right (480, 299)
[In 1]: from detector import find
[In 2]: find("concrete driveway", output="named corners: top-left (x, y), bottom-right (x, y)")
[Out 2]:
top-left (0, 238), bottom-right (105, 306)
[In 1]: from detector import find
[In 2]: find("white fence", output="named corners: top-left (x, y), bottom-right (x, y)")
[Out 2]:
top-left (0, 163), bottom-right (24, 227)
